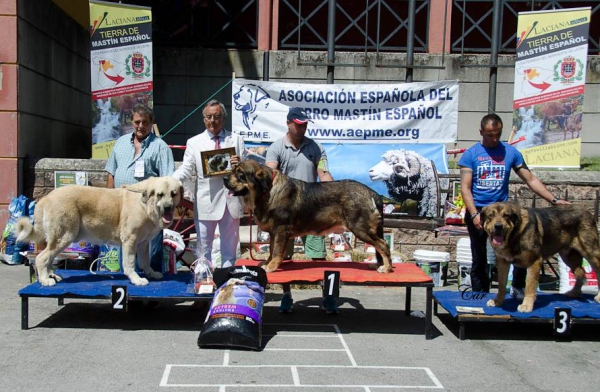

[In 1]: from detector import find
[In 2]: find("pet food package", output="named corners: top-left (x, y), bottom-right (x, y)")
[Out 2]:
top-left (558, 255), bottom-right (598, 295)
top-left (96, 245), bottom-right (121, 272)
top-left (64, 241), bottom-right (96, 258)
top-left (198, 265), bottom-right (268, 351)
top-left (1, 195), bottom-right (34, 265)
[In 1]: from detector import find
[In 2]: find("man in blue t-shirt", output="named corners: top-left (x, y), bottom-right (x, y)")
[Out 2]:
top-left (458, 113), bottom-right (569, 293)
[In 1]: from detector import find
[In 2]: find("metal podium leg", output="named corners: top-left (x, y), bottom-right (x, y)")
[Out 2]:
top-left (21, 296), bottom-right (29, 330)
top-left (425, 286), bottom-right (433, 339)
top-left (405, 287), bottom-right (412, 315)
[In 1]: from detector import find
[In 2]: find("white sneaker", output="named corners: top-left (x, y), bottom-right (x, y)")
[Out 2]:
top-left (510, 286), bottom-right (525, 299)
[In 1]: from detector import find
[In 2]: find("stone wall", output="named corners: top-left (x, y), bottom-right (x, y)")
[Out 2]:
top-left (25, 158), bottom-right (600, 263)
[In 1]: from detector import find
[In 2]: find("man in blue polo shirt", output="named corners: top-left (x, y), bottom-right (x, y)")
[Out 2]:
top-left (459, 113), bottom-right (569, 294)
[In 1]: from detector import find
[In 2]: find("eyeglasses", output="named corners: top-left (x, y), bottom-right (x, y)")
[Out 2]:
top-left (204, 115), bottom-right (223, 121)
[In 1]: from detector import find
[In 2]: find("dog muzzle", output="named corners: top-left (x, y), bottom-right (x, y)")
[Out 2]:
top-left (491, 223), bottom-right (506, 246)
top-left (162, 206), bottom-right (174, 225)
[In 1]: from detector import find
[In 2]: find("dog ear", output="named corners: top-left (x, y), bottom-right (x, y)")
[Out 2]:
top-left (123, 180), bottom-right (151, 203)
top-left (256, 166), bottom-right (273, 190)
top-left (178, 186), bottom-right (184, 204)
top-left (510, 208), bottom-right (520, 227)
top-left (479, 208), bottom-right (486, 224)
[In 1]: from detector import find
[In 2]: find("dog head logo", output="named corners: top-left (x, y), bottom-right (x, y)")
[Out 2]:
top-left (233, 84), bottom-right (271, 129)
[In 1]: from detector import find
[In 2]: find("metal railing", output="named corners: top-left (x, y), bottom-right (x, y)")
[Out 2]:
top-left (452, 0), bottom-right (600, 54)
top-left (279, 0), bottom-right (430, 52)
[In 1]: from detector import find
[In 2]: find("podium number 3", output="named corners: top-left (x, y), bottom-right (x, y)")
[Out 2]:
top-left (554, 308), bottom-right (571, 336)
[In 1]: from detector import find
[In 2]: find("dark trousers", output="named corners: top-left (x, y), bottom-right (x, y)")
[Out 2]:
top-left (465, 210), bottom-right (526, 292)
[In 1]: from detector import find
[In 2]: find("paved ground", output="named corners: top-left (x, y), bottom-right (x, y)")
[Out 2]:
top-left (1, 262), bottom-right (599, 391)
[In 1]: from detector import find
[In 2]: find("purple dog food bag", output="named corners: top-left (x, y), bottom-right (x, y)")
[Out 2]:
top-left (198, 265), bottom-right (268, 350)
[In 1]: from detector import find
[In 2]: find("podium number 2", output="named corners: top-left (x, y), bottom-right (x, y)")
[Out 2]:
top-left (554, 308), bottom-right (571, 336)
top-left (112, 286), bottom-right (127, 311)
top-left (323, 271), bottom-right (340, 298)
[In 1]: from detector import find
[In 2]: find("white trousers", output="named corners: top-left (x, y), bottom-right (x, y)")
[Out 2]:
top-left (195, 206), bottom-right (240, 268)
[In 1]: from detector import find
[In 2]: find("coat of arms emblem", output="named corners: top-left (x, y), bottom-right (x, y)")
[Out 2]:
top-left (131, 52), bottom-right (145, 75)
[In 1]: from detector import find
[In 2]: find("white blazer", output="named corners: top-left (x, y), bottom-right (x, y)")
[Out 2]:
top-left (173, 129), bottom-right (247, 221)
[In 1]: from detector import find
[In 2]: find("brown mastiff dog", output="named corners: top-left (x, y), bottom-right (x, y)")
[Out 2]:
top-left (15, 177), bottom-right (183, 286)
top-left (224, 160), bottom-right (392, 273)
top-left (481, 202), bottom-right (600, 312)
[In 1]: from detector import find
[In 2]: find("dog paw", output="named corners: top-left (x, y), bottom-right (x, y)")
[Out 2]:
top-left (49, 274), bottom-right (63, 283)
top-left (147, 271), bottom-right (163, 280)
top-left (261, 264), bottom-right (276, 273)
top-left (517, 303), bottom-right (533, 313)
top-left (486, 299), bottom-right (500, 308)
top-left (39, 278), bottom-right (57, 287)
top-left (565, 289), bottom-right (582, 298)
top-left (130, 276), bottom-right (150, 286)
top-left (376, 265), bottom-right (393, 273)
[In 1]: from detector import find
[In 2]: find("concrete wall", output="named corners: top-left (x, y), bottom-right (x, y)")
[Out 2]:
top-left (0, 0), bottom-right (18, 228)
top-left (0, 0), bottom-right (90, 229)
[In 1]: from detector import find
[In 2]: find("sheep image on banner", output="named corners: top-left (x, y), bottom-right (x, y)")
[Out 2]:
top-left (369, 149), bottom-right (438, 217)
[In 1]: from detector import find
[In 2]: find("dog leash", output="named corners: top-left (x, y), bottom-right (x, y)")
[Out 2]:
top-left (247, 169), bottom-right (276, 262)
top-left (247, 212), bottom-right (261, 262)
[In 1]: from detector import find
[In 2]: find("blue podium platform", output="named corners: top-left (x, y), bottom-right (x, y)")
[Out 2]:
top-left (433, 290), bottom-right (600, 340)
top-left (18, 270), bottom-right (212, 329)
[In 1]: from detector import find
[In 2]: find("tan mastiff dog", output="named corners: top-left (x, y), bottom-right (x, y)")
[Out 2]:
top-left (15, 176), bottom-right (183, 286)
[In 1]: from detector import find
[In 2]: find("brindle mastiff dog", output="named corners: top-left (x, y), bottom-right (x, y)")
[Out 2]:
top-left (224, 160), bottom-right (392, 273)
top-left (481, 202), bottom-right (600, 312)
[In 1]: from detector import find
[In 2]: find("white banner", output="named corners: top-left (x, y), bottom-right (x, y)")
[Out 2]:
top-left (231, 79), bottom-right (459, 144)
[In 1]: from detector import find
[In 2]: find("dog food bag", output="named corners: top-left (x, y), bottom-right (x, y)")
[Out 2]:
top-left (1, 195), bottom-right (33, 265)
top-left (198, 265), bottom-right (268, 351)
top-left (97, 245), bottom-right (121, 272)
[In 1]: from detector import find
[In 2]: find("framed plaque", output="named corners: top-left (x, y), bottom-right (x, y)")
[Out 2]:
top-left (200, 147), bottom-right (235, 177)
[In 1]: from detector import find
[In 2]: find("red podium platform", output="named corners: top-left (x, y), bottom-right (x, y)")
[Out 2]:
top-left (236, 260), bottom-right (435, 339)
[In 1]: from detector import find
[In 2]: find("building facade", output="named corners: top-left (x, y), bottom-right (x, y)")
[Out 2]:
top-left (1, 0), bottom-right (599, 228)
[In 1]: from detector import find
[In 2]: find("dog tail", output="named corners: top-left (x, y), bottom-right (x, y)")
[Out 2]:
top-left (15, 217), bottom-right (44, 244)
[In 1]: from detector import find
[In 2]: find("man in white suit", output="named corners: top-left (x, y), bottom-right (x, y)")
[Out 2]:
top-left (172, 100), bottom-right (247, 268)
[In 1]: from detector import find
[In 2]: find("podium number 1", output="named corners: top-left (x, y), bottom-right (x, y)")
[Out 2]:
top-left (323, 271), bottom-right (340, 298)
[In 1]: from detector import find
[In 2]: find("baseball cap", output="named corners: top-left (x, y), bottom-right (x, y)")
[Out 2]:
top-left (287, 107), bottom-right (312, 124)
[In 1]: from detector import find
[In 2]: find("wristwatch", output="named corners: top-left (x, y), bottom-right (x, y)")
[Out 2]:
top-left (471, 212), bottom-right (480, 219)
top-left (551, 197), bottom-right (558, 205)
